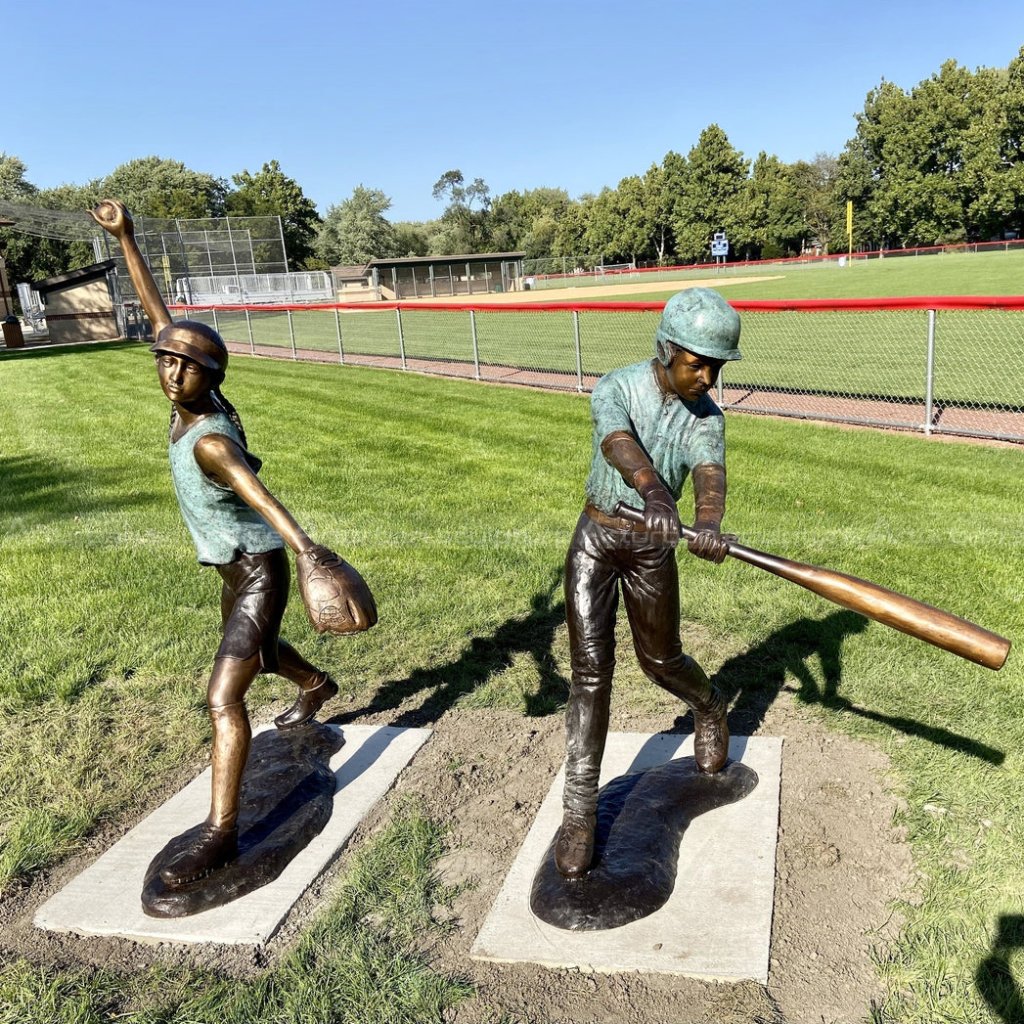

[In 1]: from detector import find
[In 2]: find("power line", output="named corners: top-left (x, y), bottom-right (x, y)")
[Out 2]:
top-left (0, 200), bottom-right (100, 242)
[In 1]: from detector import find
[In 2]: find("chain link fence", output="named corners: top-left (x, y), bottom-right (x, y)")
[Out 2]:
top-left (176, 299), bottom-right (1024, 443)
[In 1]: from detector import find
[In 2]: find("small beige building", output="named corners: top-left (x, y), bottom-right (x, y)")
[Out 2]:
top-left (330, 263), bottom-right (379, 303)
top-left (31, 260), bottom-right (119, 345)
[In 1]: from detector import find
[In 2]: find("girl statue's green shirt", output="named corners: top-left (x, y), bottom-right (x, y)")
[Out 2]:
top-left (168, 412), bottom-right (284, 565)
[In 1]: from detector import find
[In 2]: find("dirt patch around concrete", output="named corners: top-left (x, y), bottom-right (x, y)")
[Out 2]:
top-left (0, 668), bottom-right (913, 1024)
top-left (412, 695), bottom-right (911, 1024)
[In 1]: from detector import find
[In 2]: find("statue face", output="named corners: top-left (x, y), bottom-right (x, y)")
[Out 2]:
top-left (661, 346), bottom-right (725, 402)
top-left (156, 353), bottom-right (214, 406)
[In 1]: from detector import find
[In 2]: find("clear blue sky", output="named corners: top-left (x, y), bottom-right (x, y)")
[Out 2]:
top-left (6, 0), bottom-right (1023, 223)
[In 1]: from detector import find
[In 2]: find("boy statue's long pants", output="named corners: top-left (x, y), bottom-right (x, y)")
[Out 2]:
top-left (562, 512), bottom-right (722, 817)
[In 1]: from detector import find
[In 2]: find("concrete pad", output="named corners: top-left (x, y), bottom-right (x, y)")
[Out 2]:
top-left (471, 733), bottom-right (782, 982)
top-left (35, 724), bottom-right (431, 946)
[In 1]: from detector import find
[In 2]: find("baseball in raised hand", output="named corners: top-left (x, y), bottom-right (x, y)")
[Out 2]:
top-left (89, 199), bottom-right (134, 239)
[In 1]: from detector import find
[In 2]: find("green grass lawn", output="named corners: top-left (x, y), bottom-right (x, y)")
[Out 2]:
top-left (0, 344), bottom-right (1022, 1022)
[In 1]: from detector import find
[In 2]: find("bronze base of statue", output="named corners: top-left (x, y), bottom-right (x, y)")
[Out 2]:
top-left (531, 757), bottom-right (758, 931)
top-left (142, 724), bottom-right (343, 918)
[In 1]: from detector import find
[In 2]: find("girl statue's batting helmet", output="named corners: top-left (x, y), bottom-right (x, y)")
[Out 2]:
top-left (654, 287), bottom-right (742, 365)
top-left (151, 320), bottom-right (229, 373)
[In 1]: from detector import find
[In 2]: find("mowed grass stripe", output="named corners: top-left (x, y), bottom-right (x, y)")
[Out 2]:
top-left (576, 247), bottom-right (1024, 301)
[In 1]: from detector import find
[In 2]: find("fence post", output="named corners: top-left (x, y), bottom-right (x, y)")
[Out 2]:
top-left (396, 308), bottom-right (407, 370)
top-left (245, 308), bottom-right (254, 354)
top-left (924, 308), bottom-right (936, 435)
top-left (573, 310), bottom-right (584, 392)
top-left (211, 307), bottom-right (220, 335)
top-left (335, 308), bottom-right (345, 364)
top-left (287, 309), bottom-right (297, 360)
top-left (470, 309), bottom-right (481, 380)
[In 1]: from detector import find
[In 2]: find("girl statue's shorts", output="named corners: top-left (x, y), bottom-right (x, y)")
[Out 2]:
top-left (215, 547), bottom-right (289, 671)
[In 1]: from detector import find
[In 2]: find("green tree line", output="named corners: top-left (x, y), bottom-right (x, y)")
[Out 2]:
top-left (0, 156), bottom-right (322, 286)
top-left (5, 48), bottom-right (1024, 283)
top-left (319, 48), bottom-right (1024, 266)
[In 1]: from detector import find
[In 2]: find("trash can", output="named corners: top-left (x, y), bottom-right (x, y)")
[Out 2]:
top-left (2, 316), bottom-right (24, 349)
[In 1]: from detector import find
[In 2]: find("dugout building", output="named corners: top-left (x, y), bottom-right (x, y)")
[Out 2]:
top-left (367, 253), bottom-right (526, 300)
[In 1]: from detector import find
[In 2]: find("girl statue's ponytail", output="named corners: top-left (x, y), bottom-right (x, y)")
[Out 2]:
top-left (212, 387), bottom-right (248, 449)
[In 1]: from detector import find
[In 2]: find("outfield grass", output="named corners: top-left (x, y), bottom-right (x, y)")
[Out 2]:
top-left (578, 247), bottom-right (1024, 302)
top-left (0, 345), bottom-right (1022, 1022)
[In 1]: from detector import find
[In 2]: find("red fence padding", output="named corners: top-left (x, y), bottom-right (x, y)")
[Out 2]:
top-left (731, 296), bottom-right (1024, 312)
top-left (168, 295), bottom-right (1024, 316)
top-left (168, 301), bottom-right (669, 314)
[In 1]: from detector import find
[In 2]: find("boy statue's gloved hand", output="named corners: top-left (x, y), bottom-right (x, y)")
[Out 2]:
top-left (687, 522), bottom-right (731, 563)
top-left (639, 481), bottom-right (681, 546)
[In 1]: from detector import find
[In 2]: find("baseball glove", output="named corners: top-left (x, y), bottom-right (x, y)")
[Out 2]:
top-left (296, 544), bottom-right (378, 635)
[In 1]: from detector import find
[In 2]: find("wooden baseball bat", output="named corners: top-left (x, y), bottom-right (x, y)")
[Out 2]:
top-left (613, 503), bottom-right (1010, 671)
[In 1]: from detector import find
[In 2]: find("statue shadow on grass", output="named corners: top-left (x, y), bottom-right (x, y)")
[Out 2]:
top-left (330, 570), bottom-right (569, 730)
top-left (685, 610), bottom-right (1003, 766)
top-left (1, 453), bottom-right (161, 534)
top-left (332, 587), bottom-right (1001, 764)
top-left (977, 914), bottom-right (1024, 1023)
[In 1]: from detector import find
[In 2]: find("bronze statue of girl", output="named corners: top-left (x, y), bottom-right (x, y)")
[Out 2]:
top-left (90, 200), bottom-right (376, 888)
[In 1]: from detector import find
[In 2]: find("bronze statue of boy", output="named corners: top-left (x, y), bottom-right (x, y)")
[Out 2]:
top-left (90, 200), bottom-right (376, 888)
top-left (557, 287), bottom-right (741, 878)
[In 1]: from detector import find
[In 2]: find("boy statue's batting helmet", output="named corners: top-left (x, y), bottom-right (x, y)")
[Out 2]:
top-left (655, 287), bottom-right (742, 364)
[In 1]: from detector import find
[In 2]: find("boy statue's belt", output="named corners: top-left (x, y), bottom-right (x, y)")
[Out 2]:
top-left (583, 502), bottom-right (643, 532)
